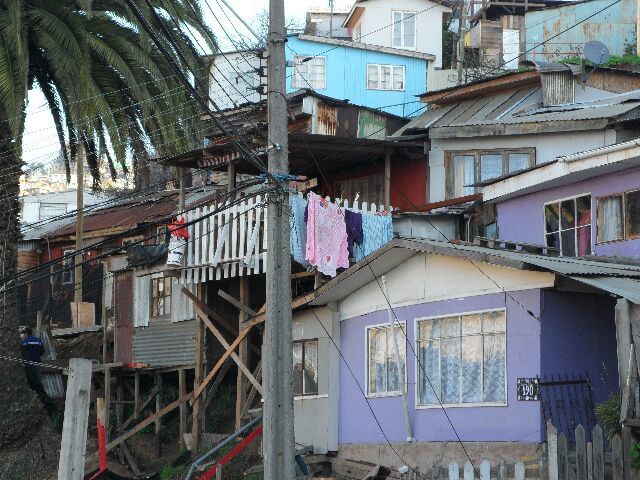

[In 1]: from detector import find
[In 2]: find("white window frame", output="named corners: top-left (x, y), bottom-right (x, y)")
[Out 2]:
top-left (150, 276), bottom-right (172, 319)
top-left (366, 64), bottom-right (406, 91)
top-left (61, 249), bottom-right (75, 285)
top-left (414, 308), bottom-right (508, 409)
top-left (391, 10), bottom-right (417, 50)
top-left (291, 55), bottom-right (327, 90)
top-left (365, 321), bottom-right (407, 398)
top-left (543, 193), bottom-right (592, 256)
top-left (293, 338), bottom-right (319, 397)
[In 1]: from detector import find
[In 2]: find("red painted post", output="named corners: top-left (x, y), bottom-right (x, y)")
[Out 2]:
top-left (198, 425), bottom-right (263, 480)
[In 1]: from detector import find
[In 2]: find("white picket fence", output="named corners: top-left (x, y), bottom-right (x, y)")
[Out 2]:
top-left (440, 460), bottom-right (526, 480)
top-left (179, 194), bottom-right (391, 284)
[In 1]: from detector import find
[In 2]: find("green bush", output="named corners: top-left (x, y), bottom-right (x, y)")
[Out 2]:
top-left (595, 393), bottom-right (621, 438)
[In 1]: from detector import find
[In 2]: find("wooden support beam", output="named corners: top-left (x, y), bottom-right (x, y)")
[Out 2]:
top-left (57, 359), bottom-right (93, 480)
top-left (192, 292), bottom-right (205, 453)
top-left (179, 368), bottom-right (187, 449)
top-left (154, 373), bottom-right (162, 459)
top-left (241, 292), bottom-right (315, 329)
top-left (218, 288), bottom-right (257, 317)
top-left (116, 379), bottom-right (124, 427)
top-left (239, 362), bottom-right (262, 422)
top-left (134, 372), bottom-right (140, 415)
top-left (120, 441), bottom-right (141, 476)
top-left (236, 277), bottom-right (250, 430)
top-left (106, 392), bottom-right (193, 452)
top-left (118, 384), bottom-right (160, 433)
top-left (203, 359), bottom-right (233, 412)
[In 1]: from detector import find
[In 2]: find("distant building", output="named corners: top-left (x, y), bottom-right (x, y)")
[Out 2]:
top-left (20, 189), bottom-right (106, 225)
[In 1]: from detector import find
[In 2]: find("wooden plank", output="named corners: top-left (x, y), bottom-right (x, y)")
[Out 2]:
top-left (497, 460), bottom-right (506, 480)
top-left (218, 289), bottom-right (257, 317)
top-left (449, 462), bottom-right (459, 480)
top-left (179, 369), bottom-right (186, 449)
top-left (154, 373), bottom-right (162, 459)
top-left (623, 427), bottom-right (632, 480)
top-left (104, 367), bottom-right (111, 443)
top-left (464, 461), bottom-right (473, 480)
top-left (118, 384), bottom-right (160, 433)
top-left (203, 359), bottom-right (233, 412)
top-left (548, 420), bottom-right (559, 480)
top-left (576, 424), bottom-right (587, 480)
top-left (239, 362), bottom-right (262, 421)
top-left (189, 304), bottom-right (259, 403)
top-left (106, 391), bottom-right (193, 452)
top-left (192, 312), bottom-right (204, 452)
top-left (587, 442), bottom-right (593, 480)
top-left (480, 460), bottom-right (490, 480)
top-left (240, 292), bottom-right (316, 329)
top-left (593, 424), bottom-right (604, 480)
top-left (558, 432), bottom-right (568, 480)
top-left (515, 462), bottom-right (525, 480)
top-left (57, 359), bottom-right (93, 480)
top-left (120, 441), bottom-right (141, 476)
top-left (236, 277), bottom-right (250, 430)
top-left (134, 372), bottom-right (140, 417)
top-left (612, 434), bottom-right (623, 480)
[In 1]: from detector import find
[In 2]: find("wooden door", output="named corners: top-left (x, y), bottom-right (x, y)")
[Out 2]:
top-left (114, 270), bottom-right (134, 363)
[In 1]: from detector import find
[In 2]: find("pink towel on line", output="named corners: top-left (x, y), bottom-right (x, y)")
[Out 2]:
top-left (305, 192), bottom-right (349, 277)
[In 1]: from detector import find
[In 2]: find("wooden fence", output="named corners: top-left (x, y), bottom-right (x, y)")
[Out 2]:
top-left (546, 420), bottom-right (627, 480)
top-left (180, 194), bottom-right (391, 283)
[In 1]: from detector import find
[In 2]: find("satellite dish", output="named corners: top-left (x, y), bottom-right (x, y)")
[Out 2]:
top-left (584, 40), bottom-right (611, 65)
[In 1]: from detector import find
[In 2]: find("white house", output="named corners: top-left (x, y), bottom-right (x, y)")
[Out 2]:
top-left (206, 50), bottom-right (262, 111)
top-left (342, 0), bottom-right (452, 68)
top-left (20, 189), bottom-right (105, 225)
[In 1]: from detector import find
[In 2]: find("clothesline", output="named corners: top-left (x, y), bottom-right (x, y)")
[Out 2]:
top-left (290, 191), bottom-right (394, 278)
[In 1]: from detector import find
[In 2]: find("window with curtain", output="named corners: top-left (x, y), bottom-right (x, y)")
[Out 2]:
top-left (545, 195), bottom-right (591, 256)
top-left (334, 174), bottom-right (384, 205)
top-left (446, 149), bottom-right (535, 199)
top-left (417, 310), bottom-right (506, 406)
top-left (293, 339), bottom-right (318, 396)
top-left (596, 189), bottom-right (640, 243)
top-left (392, 11), bottom-right (416, 49)
top-left (61, 249), bottom-right (75, 285)
top-left (366, 64), bottom-right (405, 91)
top-left (291, 55), bottom-right (326, 89)
top-left (150, 277), bottom-right (172, 318)
top-left (367, 323), bottom-right (406, 396)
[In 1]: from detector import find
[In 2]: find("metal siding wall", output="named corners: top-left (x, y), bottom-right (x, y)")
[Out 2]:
top-left (525, 0), bottom-right (637, 62)
top-left (133, 318), bottom-right (196, 367)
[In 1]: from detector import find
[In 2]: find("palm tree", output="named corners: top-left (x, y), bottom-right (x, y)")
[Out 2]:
top-left (0, 0), bottom-right (213, 474)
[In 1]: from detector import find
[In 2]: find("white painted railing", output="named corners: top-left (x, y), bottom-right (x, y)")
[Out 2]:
top-left (180, 194), bottom-right (391, 284)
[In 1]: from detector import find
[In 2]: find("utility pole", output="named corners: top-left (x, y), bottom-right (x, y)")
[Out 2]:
top-left (329, 0), bottom-right (335, 38)
top-left (263, 0), bottom-right (294, 477)
top-left (74, 145), bottom-right (84, 304)
top-left (457, 0), bottom-right (468, 84)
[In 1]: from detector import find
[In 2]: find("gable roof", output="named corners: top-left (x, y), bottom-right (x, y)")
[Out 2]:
top-left (343, 0), bottom-right (454, 28)
top-left (307, 237), bottom-right (640, 306)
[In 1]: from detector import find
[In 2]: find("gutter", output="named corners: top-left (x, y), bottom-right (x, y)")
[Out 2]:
top-left (557, 139), bottom-right (640, 163)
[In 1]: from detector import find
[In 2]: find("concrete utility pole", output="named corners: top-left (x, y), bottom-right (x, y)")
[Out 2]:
top-left (263, 0), bottom-right (294, 476)
top-left (457, 0), bottom-right (468, 84)
top-left (74, 146), bottom-right (84, 303)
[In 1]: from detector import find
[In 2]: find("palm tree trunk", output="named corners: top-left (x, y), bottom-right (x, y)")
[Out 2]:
top-left (0, 123), bottom-right (60, 477)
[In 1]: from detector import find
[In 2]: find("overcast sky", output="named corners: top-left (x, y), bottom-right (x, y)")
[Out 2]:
top-left (23, 0), bottom-right (353, 168)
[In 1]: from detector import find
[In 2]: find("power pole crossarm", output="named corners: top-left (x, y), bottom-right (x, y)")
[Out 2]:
top-left (263, 0), bottom-right (295, 477)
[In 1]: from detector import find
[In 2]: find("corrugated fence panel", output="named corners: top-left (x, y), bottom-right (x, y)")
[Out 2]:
top-left (133, 318), bottom-right (196, 367)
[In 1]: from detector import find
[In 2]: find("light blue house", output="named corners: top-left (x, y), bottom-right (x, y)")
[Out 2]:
top-left (285, 34), bottom-right (435, 117)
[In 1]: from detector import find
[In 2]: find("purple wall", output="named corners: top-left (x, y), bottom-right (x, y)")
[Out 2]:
top-left (338, 290), bottom-right (544, 445)
top-left (540, 290), bottom-right (618, 404)
top-left (496, 165), bottom-right (640, 258)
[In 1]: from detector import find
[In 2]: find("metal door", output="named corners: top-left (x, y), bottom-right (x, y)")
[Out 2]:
top-left (114, 270), bottom-right (134, 363)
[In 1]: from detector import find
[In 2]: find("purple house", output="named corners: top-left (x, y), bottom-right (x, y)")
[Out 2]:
top-left (483, 139), bottom-right (640, 259)
top-left (291, 237), bottom-right (640, 471)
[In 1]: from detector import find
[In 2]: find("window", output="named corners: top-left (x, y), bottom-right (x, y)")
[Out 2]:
top-left (293, 339), bottom-right (318, 396)
top-left (39, 202), bottom-right (67, 220)
top-left (334, 174), bottom-right (384, 205)
top-left (151, 277), bottom-right (171, 318)
top-left (392, 11), bottom-right (416, 49)
top-left (545, 195), bottom-right (591, 256)
top-left (122, 235), bottom-right (143, 247)
top-left (596, 189), bottom-right (640, 243)
top-left (156, 226), bottom-right (167, 244)
top-left (417, 310), bottom-right (506, 407)
top-left (367, 323), bottom-right (406, 396)
top-left (367, 65), bottom-right (405, 91)
top-left (61, 249), bottom-right (75, 285)
top-left (446, 149), bottom-right (535, 199)
top-left (291, 55), bottom-right (326, 90)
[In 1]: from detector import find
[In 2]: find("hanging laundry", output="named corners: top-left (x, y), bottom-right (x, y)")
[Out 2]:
top-left (289, 193), bottom-right (310, 268)
top-left (305, 192), bottom-right (349, 277)
top-left (353, 213), bottom-right (393, 262)
top-left (344, 209), bottom-right (363, 258)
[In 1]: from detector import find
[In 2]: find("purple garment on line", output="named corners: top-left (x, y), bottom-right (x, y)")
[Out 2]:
top-left (344, 209), bottom-right (363, 257)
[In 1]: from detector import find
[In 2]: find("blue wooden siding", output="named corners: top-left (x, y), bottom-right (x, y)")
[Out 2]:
top-left (285, 36), bottom-right (428, 117)
top-left (525, 0), bottom-right (637, 62)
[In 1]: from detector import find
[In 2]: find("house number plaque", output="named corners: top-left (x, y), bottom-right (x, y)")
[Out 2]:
top-left (517, 378), bottom-right (540, 401)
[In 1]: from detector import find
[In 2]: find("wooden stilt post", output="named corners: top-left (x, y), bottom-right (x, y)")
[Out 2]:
top-left (104, 367), bottom-right (111, 442)
top-left (236, 277), bottom-right (250, 430)
top-left (134, 372), bottom-right (140, 416)
top-left (179, 368), bottom-right (187, 449)
top-left (154, 372), bottom-right (162, 459)
top-left (192, 286), bottom-right (205, 453)
top-left (57, 358), bottom-right (93, 480)
top-left (116, 378), bottom-right (124, 427)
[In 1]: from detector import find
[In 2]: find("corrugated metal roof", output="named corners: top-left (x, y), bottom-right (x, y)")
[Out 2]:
top-left (569, 276), bottom-right (640, 304)
top-left (133, 319), bottom-right (196, 367)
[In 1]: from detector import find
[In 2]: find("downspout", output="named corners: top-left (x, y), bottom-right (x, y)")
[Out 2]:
top-left (381, 276), bottom-right (414, 442)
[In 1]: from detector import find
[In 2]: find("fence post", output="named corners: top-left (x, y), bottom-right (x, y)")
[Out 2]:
top-left (623, 426), bottom-right (633, 480)
top-left (592, 424), bottom-right (604, 480)
top-left (463, 461), bottom-right (473, 480)
top-left (576, 424), bottom-right (587, 480)
top-left (612, 434), bottom-right (623, 480)
top-left (497, 460), bottom-right (507, 480)
top-left (587, 442), bottom-right (593, 480)
top-left (480, 460), bottom-right (490, 480)
top-left (515, 461), bottom-right (525, 480)
top-left (558, 432), bottom-right (568, 480)
top-left (548, 420), bottom-right (559, 480)
top-left (448, 462), bottom-right (459, 480)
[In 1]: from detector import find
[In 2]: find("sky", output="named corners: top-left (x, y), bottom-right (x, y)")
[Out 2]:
top-left (22, 0), bottom-right (353, 168)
